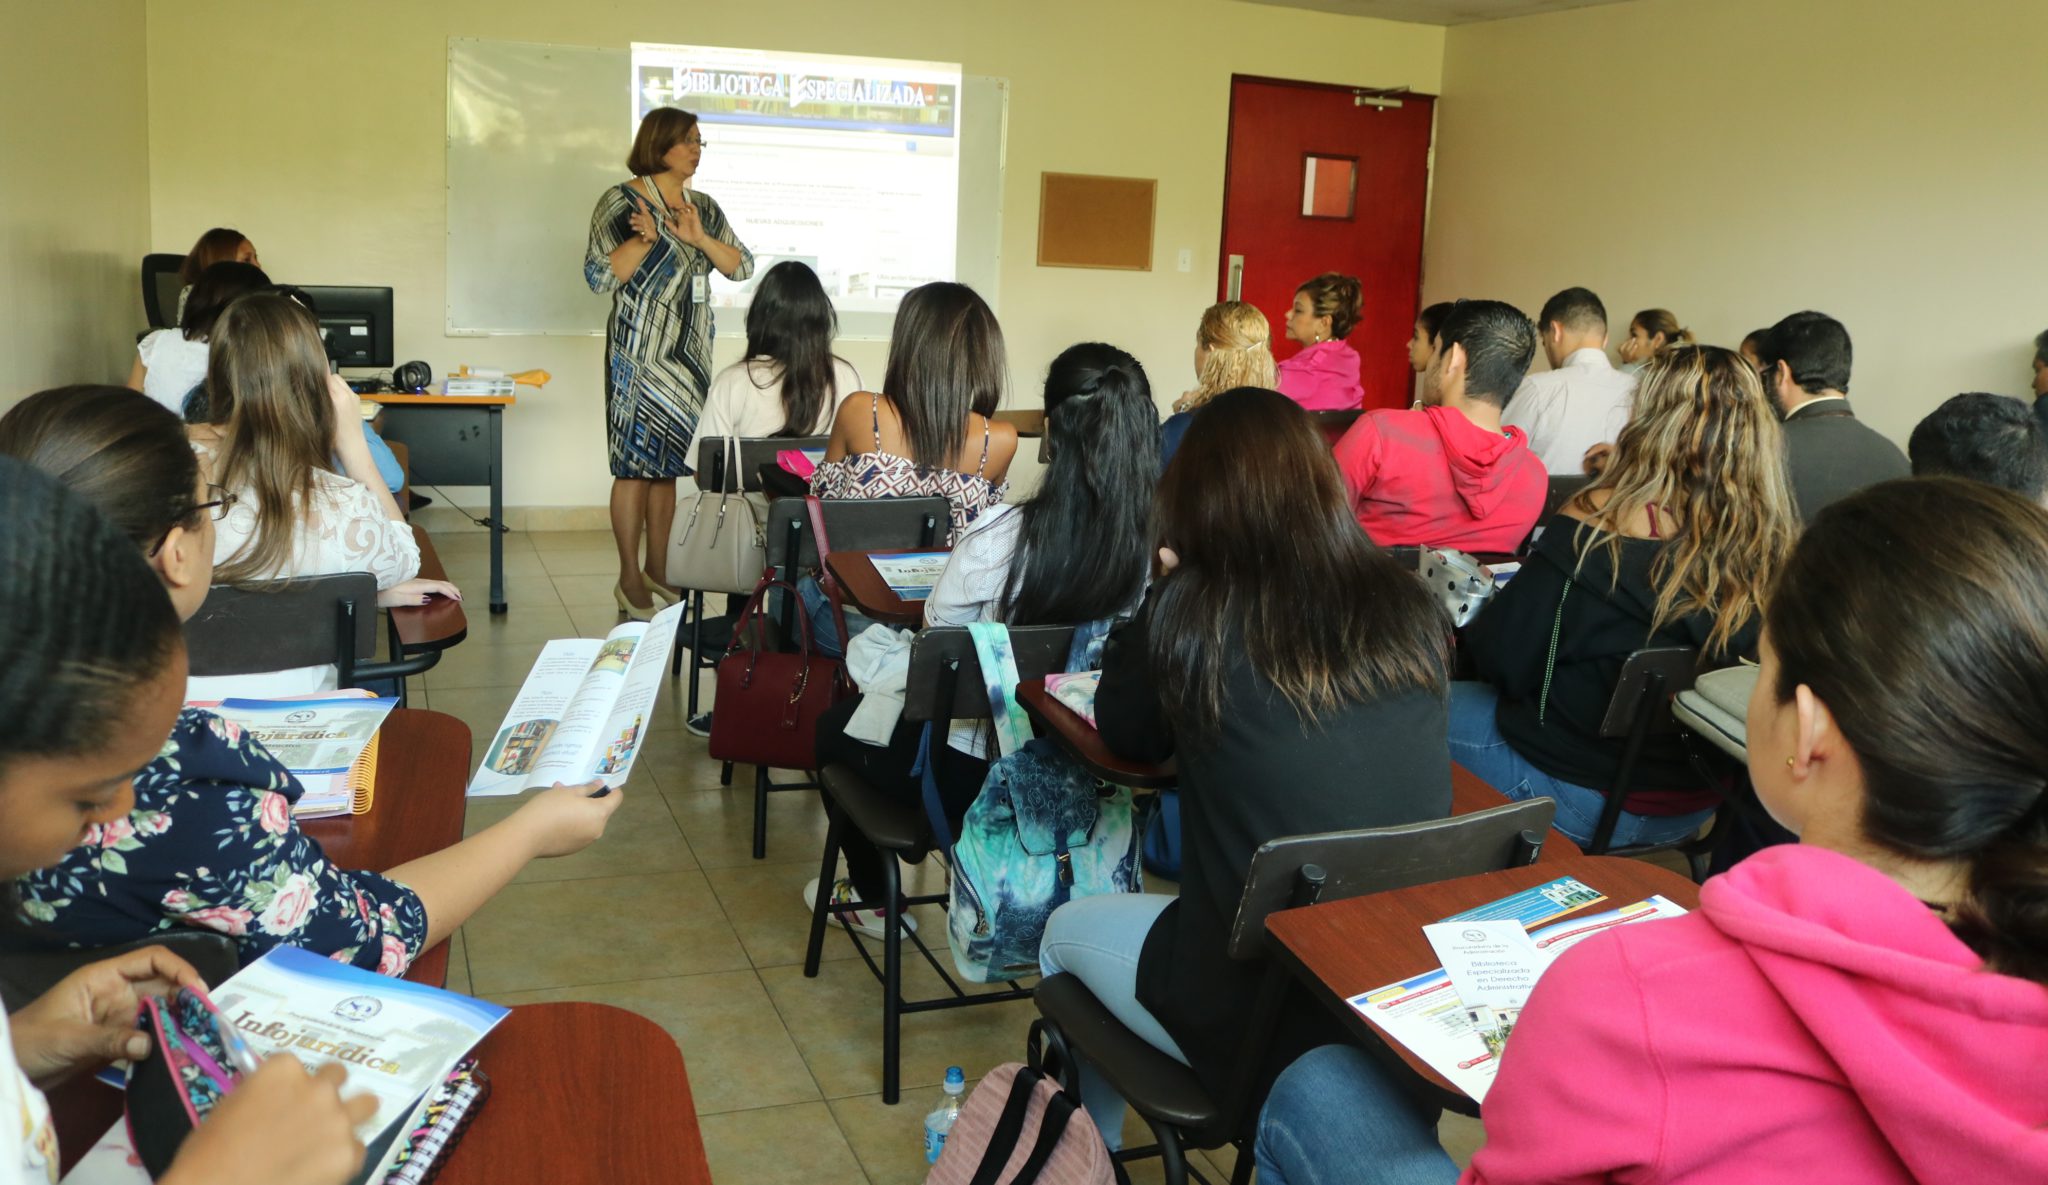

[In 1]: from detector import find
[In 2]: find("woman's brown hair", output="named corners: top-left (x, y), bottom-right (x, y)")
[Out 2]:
top-left (180, 227), bottom-right (250, 286)
top-left (0, 387), bottom-right (202, 552)
top-left (1567, 345), bottom-right (1797, 657)
top-left (1767, 477), bottom-right (2048, 985)
top-left (627, 107), bottom-right (698, 177)
top-left (1297, 273), bottom-right (1365, 340)
top-left (1148, 387), bottom-right (1449, 732)
top-left (879, 282), bottom-right (1006, 470)
top-left (201, 293), bottom-right (338, 585)
top-left (1631, 308), bottom-right (1696, 351)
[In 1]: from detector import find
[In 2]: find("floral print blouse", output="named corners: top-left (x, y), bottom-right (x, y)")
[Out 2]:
top-left (13, 710), bottom-right (428, 976)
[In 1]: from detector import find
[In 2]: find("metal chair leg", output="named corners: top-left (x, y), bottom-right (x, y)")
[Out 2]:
top-left (753, 766), bottom-right (770, 859)
top-left (1227, 1140), bottom-right (1254, 1185)
top-left (720, 761), bottom-right (734, 786)
top-left (881, 854), bottom-right (904, 1105)
top-left (684, 592), bottom-right (704, 708)
top-left (803, 807), bottom-right (843, 977)
top-left (1155, 1121), bottom-right (1189, 1185)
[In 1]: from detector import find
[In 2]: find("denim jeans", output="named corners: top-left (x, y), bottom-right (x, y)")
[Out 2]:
top-left (1446, 682), bottom-right (1712, 848)
top-left (1037, 893), bottom-right (1184, 1150)
top-left (1255, 1045), bottom-right (1458, 1185)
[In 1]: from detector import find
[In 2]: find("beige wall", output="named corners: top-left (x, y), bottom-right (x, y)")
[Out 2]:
top-left (143, 0), bottom-right (1443, 511)
top-left (0, 0), bottom-right (151, 404)
top-left (1426, 0), bottom-right (2047, 445)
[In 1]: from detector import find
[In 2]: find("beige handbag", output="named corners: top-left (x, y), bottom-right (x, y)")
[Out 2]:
top-left (668, 436), bottom-right (769, 595)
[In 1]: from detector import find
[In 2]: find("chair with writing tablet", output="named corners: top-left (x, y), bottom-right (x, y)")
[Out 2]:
top-left (183, 572), bottom-right (433, 703)
top-left (1586, 646), bottom-right (1733, 879)
top-left (1027, 800), bottom-right (1556, 1185)
top-left (141, 253), bottom-right (185, 332)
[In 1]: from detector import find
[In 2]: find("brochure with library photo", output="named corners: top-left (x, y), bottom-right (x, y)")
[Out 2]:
top-left (469, 601), bottom-right (684, 796)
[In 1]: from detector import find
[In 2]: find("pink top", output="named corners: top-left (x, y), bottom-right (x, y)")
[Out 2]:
top-left (1466, 844), bottom-right (2048, 1184)
top-left (1274, 339), bottom-right (1363, 411)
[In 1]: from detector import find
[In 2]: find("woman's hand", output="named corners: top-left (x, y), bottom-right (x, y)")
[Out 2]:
top-left (510, 781), bottom-right (625, 858)
top-left (9, 947), bottom-right (203, 1087)
top-left (1581, 442), bottom-right (1615, 476)
top-left (627, 207), bottom-right (660, 244)
top-left (159, 1057), bottom-right (377, 1185)
top-left (377, 578), bottom-right (462, 608)
top-left (325, 375), bottom-right (367, 450)
top-left (670, 199), bottom-right (705, 248)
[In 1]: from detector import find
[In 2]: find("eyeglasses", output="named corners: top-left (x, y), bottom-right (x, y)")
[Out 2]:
top-left (683, 136), bottom-right (708, 149)
top-left (148, 486), bottom-right (237, 557)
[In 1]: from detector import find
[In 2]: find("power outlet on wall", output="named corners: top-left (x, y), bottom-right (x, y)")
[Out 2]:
top-left (1177, 248), bottom-right (1192, 273)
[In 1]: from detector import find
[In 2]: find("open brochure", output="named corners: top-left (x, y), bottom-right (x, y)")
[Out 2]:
top-left (63, 945), bottom-right (508, 1185)
top-left (1349, 895), bottom-right (1690, 1102)
top-left (468, 600), bottom-right (685, 796)
top-left (200, 694), bottom-right (396, 818)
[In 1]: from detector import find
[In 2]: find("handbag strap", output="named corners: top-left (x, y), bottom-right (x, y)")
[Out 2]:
top-left (916, 722), bottom-right (958, 854)
top-left (803, 495), bottom-right (855, 648)
top-left (967, 621), bottom-right (1029, 759)
top-left (966, 1066), bottom-right (1047, 1185)
top-left (731, 575), bottom-right (813, 667)
top-left (1003, 1091), bottom-right (1079, 1185)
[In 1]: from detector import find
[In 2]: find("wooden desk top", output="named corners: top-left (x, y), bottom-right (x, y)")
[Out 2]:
top-left (361, 392), bottom-right (518, 406)
top-left (435, 1002), bottom-right (710, 1184)
top-left (824, 549), bottom-right (936, 627)
top-left (390, 524), bottom-right (469, 653)
top-left (1014, 681), bottom-right (1178, 789)
top-left (993, 408), bottom-right (1045, 437)
top-left (1265, 854), bottom-right (1699, 1114)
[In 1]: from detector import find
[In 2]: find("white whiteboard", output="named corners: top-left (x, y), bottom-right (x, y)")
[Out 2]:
top-left (446, 37), bottom-right (1007, 337)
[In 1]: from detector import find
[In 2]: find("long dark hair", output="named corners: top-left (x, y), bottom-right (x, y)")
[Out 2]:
top-left (1148, 388), bottom-right (1449, 732)
top-left (1767, 477), bottom-right (2048, 986)
top-left (880, 282), bottom-right (1005, 469)
top-left (744, 262), bottom-right (845, 437)
top-left (0, 456), bottom-right (183, 773)
top-left (180, 260), bottom-right (272, 343)
top-left (998, 344), bottom-right (1158, 626)
top-left (0, 387), bottom-right (202, 552)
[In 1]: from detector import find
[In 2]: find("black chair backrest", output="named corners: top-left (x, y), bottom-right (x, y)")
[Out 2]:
top-left (1598, 646), bottom-right (1699, 739)
top-left (184, 573), bottom-right (380, 684)
top-left (142, 253), bottom-right (185, 330)
top-left (762, 495), bottom-right (950, 576)
top-left (1224, 798), bottom-right (1558, 960)
top-left (1543, 474), bottom-right (1591, 520)
top-left (693, 435), bottom-right (828, 493)
top-left (902, 625), bottom-right (1077, 724)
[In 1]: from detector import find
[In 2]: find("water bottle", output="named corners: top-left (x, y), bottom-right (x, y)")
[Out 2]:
top-left (923, 1065), bottom-right (967, 1164)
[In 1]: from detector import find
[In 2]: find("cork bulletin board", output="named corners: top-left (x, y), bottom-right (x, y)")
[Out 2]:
top-left (1036, 173), bottom-right (1156, 271)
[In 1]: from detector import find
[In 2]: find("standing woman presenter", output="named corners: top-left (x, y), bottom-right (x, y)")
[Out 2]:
top-left (585, 106), bottom-right (754, 619)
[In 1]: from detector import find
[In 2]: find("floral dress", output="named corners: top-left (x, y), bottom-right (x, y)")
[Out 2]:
top-left (13, 710), bottom-right (428, 975)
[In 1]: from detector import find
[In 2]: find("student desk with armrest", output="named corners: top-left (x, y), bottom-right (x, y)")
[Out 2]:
top-left (364, 392), bottom-right (515, 615)
top-left (824, 549), bottom-right (943, 627)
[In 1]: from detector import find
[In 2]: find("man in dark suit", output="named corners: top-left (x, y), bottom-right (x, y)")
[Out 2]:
top-left (1756, 311), bottom-right (1908, 521)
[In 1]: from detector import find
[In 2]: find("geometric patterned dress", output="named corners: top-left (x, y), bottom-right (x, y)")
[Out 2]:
top-left (584, 180), bottom-right (755, 478)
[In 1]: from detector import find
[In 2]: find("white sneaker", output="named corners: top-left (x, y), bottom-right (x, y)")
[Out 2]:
top-left (804, 876), bottom-right (916, 940)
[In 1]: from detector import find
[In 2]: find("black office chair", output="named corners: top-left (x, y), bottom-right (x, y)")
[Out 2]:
top-left (141, 253), bottom-right (185, 331)
top-left (803, 625), bottom-right (1078, 1104)
top-left (184, 572), bottom-right (435, 702)
top-left (1029, 799), bottom-right (1557, 1185)
top-left (1586, 646), bottom-right (1730, 879)
top-left (1542, 473), bottom-right (1591, 519)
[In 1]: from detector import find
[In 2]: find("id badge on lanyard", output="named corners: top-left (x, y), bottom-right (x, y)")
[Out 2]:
top-left (691, 273), bottom-right (708, 304)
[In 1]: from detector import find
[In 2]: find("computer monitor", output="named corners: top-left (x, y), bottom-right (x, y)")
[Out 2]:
top-left (296, 285), bottom-right (394, 369)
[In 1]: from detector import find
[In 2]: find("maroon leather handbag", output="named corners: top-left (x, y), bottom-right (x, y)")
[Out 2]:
top-left (707, 578), bottom-right (843, 771)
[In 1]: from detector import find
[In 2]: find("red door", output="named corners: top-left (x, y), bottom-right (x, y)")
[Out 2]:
top-left (1219, 76), bottom-right (1435, 412)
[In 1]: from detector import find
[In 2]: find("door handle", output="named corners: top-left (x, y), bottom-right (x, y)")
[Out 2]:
top-left (1227, 254), bottom-right (1245, 301)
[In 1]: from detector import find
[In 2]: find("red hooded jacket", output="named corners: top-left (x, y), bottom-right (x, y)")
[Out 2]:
top-left (1331, 405), bottom-right (1547, 553)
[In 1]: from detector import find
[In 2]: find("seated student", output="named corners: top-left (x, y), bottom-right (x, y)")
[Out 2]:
top-left (0, 386), bottom-right (621, 972)
top-left (1616, 307), bottom-right (1694, 374)
top-left (1755, 310), bottom-right (1908, 521)
top-left (1162, 301), bottom-right (1277, 465)
top-left (0, 454), bottom-right (382, 1185)
top-left (1504, 287), bottom-right (1636, 473)
top-left (806, 344), bottom-right (1155, 934)
top-left (1255, 477), bottom-right (2048, 1185)
top-left (1739, 326), bottom-right (1771, 371)
top-left (1039, 387), bottom-right (1454, 1146)
top-left (173, 226), bottom-right (259, 323)
top-left (1275, 273), bottom-right (1366, 411)
top-left (1408, 300), bottom-right (1456, 378)
top-left (693, 260), bottom-right (860, 444)
top-left (185, 292), bottom-right (434, 698)
top-left (1454, 346), bottom-right (1798, 848)
top-left (130, 261), bottom-right (269, 417)
top-left (1331, 299), bottom-right (1547, 552)
top-left (1909, 391), bottom-right (2048, 502)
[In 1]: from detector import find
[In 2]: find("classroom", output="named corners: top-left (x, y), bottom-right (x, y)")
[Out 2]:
top-left (1, 0), bottom-right (2043, 1182)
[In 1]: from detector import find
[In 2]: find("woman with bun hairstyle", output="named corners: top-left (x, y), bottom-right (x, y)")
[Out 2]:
top-left (1275, 272), bottom-right (1365, 411)
top-left (1617, 308), bottom-right (1695, 373)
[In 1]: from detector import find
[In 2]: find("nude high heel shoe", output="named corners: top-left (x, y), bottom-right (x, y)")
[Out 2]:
top-left (614, 582), bottom-right (656, 622)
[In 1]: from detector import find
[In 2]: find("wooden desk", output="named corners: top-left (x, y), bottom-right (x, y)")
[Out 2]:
top-left (1450, 765), bottom-right (1581, 860)
top-left (364, 392), bottom-right (516, 615)
top-left (388, 524), bottom-right (469, 658)
top-left (823, 549), bottom-right (939, 626)
top-left (1264, 854), bottom-right (1699, 1115)
top-left (304, 708), bottom-right (472, 988)
top-left (1015, 681), bottom-right (1178, 789)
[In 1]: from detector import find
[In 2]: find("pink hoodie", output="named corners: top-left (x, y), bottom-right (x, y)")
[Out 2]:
top-left (1275, 339), bottom-right (1364, 411)
top-left (1468, 845), bottom-right (2048, 1184)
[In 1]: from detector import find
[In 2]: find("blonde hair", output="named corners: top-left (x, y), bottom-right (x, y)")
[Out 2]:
top-left (1632, 309), bottom-right (1696, 352)
top-left (203, 294), bottom-right (340, 585)
top-left (1178, 302), bottom-right (1277, 412)
top-left (1566, 345), bottom-right (1797, 658)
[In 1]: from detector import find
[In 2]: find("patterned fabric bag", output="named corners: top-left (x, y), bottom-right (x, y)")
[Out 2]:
top-left (127, 986), bottom-right (249, 1177)
top-left (918, 622), bottom-right (1140, 984)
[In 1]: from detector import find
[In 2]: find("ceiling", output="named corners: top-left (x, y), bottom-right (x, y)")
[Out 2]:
top-left (1236, 0), bottom-right (1644, 25)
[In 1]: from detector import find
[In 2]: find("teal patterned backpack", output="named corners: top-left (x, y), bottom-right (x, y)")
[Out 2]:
top-left (918, 622), bottom-right (1140, 984)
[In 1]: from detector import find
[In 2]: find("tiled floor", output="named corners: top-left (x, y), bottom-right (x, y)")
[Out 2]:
top-left (418, 528), bottom-right (1485, 1184)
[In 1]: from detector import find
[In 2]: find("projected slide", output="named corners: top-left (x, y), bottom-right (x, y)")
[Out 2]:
top-left (632, 44), bottom-right (962, 317)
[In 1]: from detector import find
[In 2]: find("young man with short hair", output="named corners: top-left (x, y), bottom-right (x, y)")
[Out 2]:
top-left (1756, 311), bottom-right (1908, 521)
top-left (1503, 287), bottom-right (1636, 473)
top-left (1909, 391), bottom-right (2048, 504)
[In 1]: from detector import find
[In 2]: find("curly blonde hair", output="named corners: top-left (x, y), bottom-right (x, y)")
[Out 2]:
top-left (1566, 345), bottom-right (1798, 658)
top-left (1177, 302), bottom-right (1277, 412)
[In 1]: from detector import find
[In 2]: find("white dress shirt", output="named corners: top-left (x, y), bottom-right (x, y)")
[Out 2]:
top-left (1504, 347), bottom-right (1637, 473)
